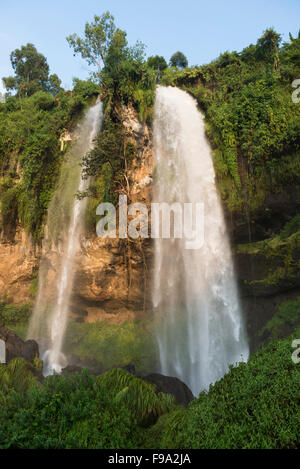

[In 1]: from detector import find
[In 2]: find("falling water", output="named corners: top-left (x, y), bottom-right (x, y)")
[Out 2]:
top-left (153, 87), bottom-right (249, 395)
top-left (28, 101), bottom-right (103, 374)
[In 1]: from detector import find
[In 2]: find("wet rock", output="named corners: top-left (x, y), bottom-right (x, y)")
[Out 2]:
top-left (122, 362), bottom-right (137, 375)
top-left (143, 373), bottom-right (194, 407)
top-left (0, 327), bottom-right (39, 363)
top-left (61, 365), bottom-right (85, 375)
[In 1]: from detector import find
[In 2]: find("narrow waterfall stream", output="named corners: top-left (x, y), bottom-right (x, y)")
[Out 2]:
top-left (28, 101), bottom-right (103, 374)
top-left (153, 86), bottom-right (249, 395)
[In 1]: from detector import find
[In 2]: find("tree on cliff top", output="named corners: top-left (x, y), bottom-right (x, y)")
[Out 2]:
top-left (2, 43), bottom-right (58, 98)
top-left (66, 12), bottom-right (117, 82)
top-left (170, 51), bottom-right (188, 69)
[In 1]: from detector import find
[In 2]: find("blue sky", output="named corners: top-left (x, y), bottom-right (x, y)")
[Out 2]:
top-left (1, 0), bottom-right (299, 93)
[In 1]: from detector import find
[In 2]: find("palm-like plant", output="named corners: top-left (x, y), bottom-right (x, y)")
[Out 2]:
top-left (96, 369), bottom-right (176, 426)
top-left (0, 358), bottom-right (40, 393)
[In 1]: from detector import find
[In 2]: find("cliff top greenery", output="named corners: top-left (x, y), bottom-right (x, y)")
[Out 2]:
top-left (161, 29), bottom-right (300, 215)
top-left (1, 14), bottom-right (299, 241)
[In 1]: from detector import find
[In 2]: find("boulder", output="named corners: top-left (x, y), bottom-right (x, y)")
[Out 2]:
top-left (0, 327), bottom-right (39, 364)
top-left (143, 373), bottom-right (194, 407)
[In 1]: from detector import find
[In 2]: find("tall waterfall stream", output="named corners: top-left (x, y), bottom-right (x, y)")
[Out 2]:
top-left (28, 101), bottom-right (103, 374)
top-left (27, 89), bottom-right (248, 393)
top-left (152, 86), bottom-right (249, 394)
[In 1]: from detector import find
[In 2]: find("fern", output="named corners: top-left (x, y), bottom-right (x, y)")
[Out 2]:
top-left (96, 369), bottom-right (176, 426)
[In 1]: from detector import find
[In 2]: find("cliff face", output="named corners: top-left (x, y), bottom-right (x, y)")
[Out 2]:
top-left (0, 102), bottom-right (299, 353)
top-left (0, 229), bottom-right (38, 305)
top-left (71, 104), bottom-right (154, 323)
top-left (0, 104), bottom-right (154, 325)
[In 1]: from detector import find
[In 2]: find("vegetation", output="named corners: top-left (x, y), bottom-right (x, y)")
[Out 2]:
top-left (0, 330), bottom-right (299, 448)
top-left (64, 319), bottom-right (157, 374)
top-left (3, 43), bottom-right (62, 98)
top-left (260, 298), bottom-right (300, 341)
top-left (0, 366), bottom-right (174, 449)
top-left (66, 12), bottom-right (156, 122)
top-left (162, 29), bottom-right (300, 214)
top-left (1, 12), bottom-right (300, 450)
top-left (144, 329), bottom-right (300, 449)
top-left (0, 78), bottom-right (98, 241)
top-left (237, 217), bottom-right (300, 293)
top-left (169, 51), bottom-right (188, 69)
top-left (0, 302), bottom-right (31, 328)
top-left (147, 55), bottom-right (168, 82)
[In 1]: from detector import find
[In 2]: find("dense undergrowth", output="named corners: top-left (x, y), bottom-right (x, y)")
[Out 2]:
top-left (0, 330), bottom-right (299, 449)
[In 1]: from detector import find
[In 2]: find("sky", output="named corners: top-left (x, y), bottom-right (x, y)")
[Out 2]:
top-left (0, 0), bottom-right (299, 93)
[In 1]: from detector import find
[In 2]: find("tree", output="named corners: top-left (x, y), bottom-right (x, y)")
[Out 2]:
top-left (256, 28), bottom-right (281, 73)
top-left (147, 56), bottom-right (168, 73)
top-left (66, 12), bottom-right (117, 82)
top-left (48, 74), bottom-right (62, 95)
top-left (170, 51), bottom-right (188, 69)
top-left (147, 56), bottom-right (168, 82)
top-left (3, 43), bottom-right (50, 97)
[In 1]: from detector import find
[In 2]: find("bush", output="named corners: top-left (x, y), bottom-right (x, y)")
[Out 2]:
top-left (0, 302), bottom-right (31, 327)
top-left (0, 370), bottom-right (141, 449)
top-left (148, 330), bottom-right (300, 449)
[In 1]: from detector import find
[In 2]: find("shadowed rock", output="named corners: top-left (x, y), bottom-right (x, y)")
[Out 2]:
top-left (0, 327), bottom-right (39, 363)
top-left (143, 373), bottom-right (194, 407)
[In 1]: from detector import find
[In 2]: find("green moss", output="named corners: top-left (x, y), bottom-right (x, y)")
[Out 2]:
top-left (260, 299), bottom-right (300, 340)
top-left (0, 302), bottom-right (32, 328)
top-left (29, 278), bottom-right (38, 298)
top-left (63, 319), bottom-right (158, 374)
top-left (237, 229), bottom-right (300, 290)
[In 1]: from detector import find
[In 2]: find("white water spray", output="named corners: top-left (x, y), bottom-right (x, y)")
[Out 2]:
top-left (153, 87), bottom-right (249, 395)
top-left (28, 101), bottom-right (103, 374)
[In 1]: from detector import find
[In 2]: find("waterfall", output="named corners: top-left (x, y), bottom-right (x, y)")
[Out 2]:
top-left (28, 101), bottom-right (103, 374)
top-left (153, 86), bottom-right (249, 395)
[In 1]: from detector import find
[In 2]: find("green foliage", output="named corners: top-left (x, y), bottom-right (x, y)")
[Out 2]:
top-left (147, 331), bottom-right (300, 449)
top-left (0, 302), bottom-right (31, 327)
top-left (260, 299), bottom-right (300, 340)
top-left (162, 30), bottom-right (300, 214)
top-left (64, 319), bottom-right (157, 374)
top-left (67, 11), bottom-right (156, 123)
top-left (29, 278), bottom-right (38, 299)
top-left (82, 120), bottom-right (125, 179)
top-left (147, 55), bottom-right (168, 72)
top-left (280, 214), bottom-right (300, 239)
top-left (67, 12), bottom-right (116, 81)
top-left (0, 358), bottom-right (40, 394)
top-left (2, 43), bottom-right (56, 98)
top-left (0, 371), bottom-right (139, 449)
top-left (0, 83), bottom-right (96, 241)
top-left (97, 369), bottom-right (176, 426)
top-left (84, 162), bottom-right (114, 232)
top-left (170, 51), bottom-right (188, 69)
top-left (72, 78), bottom-right (99, 99)
top-left (147, 56), bottom-right (168, 82)
top-left (1, 333), bottom-right (300, 448)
